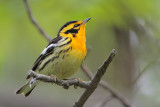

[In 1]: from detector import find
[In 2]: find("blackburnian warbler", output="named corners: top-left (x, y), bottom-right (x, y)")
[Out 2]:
top-left (16, 17), bottom-right (91, 97)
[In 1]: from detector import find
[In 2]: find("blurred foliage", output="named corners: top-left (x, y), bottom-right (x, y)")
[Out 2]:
top-left (0, 0), bottom-right (160, 107)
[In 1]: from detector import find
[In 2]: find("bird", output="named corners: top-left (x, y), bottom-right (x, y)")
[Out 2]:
top-left (16, 17), bottom-right (91, 97)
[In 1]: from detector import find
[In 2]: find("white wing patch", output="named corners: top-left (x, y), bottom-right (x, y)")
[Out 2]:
top-left (41, 44), bottom-right (57, 55)
top-left (57, 37), bottom-right (67, 43)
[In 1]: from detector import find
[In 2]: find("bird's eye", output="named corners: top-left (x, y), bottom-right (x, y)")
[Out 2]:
top-left (74, 24), bottom-right (80, 27)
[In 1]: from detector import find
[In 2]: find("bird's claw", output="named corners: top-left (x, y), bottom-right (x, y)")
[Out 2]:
top-left (51, 75), bottom-right (57, 83)
top-left (74, 78), bottom-right (82, 89)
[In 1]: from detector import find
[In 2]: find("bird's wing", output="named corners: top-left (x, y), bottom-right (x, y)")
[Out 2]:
top-left (32, 36), bottom-right (63, 71)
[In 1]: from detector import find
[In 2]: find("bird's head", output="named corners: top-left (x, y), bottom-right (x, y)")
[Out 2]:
top-left (58, 17), bottom-right (91, 39)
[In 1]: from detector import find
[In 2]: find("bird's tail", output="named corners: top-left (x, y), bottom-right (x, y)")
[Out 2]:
top-left (16, 79), bottom-right (38, 97)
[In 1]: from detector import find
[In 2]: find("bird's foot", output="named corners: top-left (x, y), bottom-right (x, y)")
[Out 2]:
top-left (51, 75), bottom-right (57, 84)
top-left (74, 78), bottom-right (82, 89)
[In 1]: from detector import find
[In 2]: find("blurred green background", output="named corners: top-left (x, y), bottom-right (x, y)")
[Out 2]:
top-left (1, 0), bottom-right (160, 107)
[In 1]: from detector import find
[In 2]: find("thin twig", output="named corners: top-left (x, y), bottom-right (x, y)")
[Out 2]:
top-left (81, 64), bottom-right (94, 78)
top-left (94, 95), bottom-right (113, 107)
top-left (99, 81), bottom-right (133, 107)
top-left (81, 62), bottom-right (134, 107)
top-left (23, 0), bottom-right (52, 42)
top-left (23, 1), bottom-right (134, 107)
top-left (73, 49), bottom-right (116, 107)
top-left (29, 70), bottom-right (89, 89)
top-left (28, 49), bottom-right (116, 107)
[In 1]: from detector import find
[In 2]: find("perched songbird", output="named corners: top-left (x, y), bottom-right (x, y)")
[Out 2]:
top-left (16, 17), bottom-right (91, 97)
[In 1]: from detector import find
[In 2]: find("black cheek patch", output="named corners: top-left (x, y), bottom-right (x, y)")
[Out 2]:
top-left (65, 28), bottom-right (79, 34)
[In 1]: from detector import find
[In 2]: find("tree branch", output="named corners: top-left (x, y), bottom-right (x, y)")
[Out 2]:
top-left (23, 1), bottom-right (134, 107)
top-left (73, 49), bottom-right (116, 107)
top-left (81, 62), bottom-right (134, 107)
top-left (29, 70), bottom-right (89, 89)
top-left (28, 49), bottom-right (116, 107)
top-left (23, 0), bottom-right (52, 42)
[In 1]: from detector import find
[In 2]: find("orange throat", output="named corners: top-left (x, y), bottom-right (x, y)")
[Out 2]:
top-left (71, 25), bottom-right (87, 54)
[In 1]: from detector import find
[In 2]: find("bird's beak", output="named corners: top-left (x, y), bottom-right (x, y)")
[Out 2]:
top-left (82, 17), bottom-right (91, 25)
